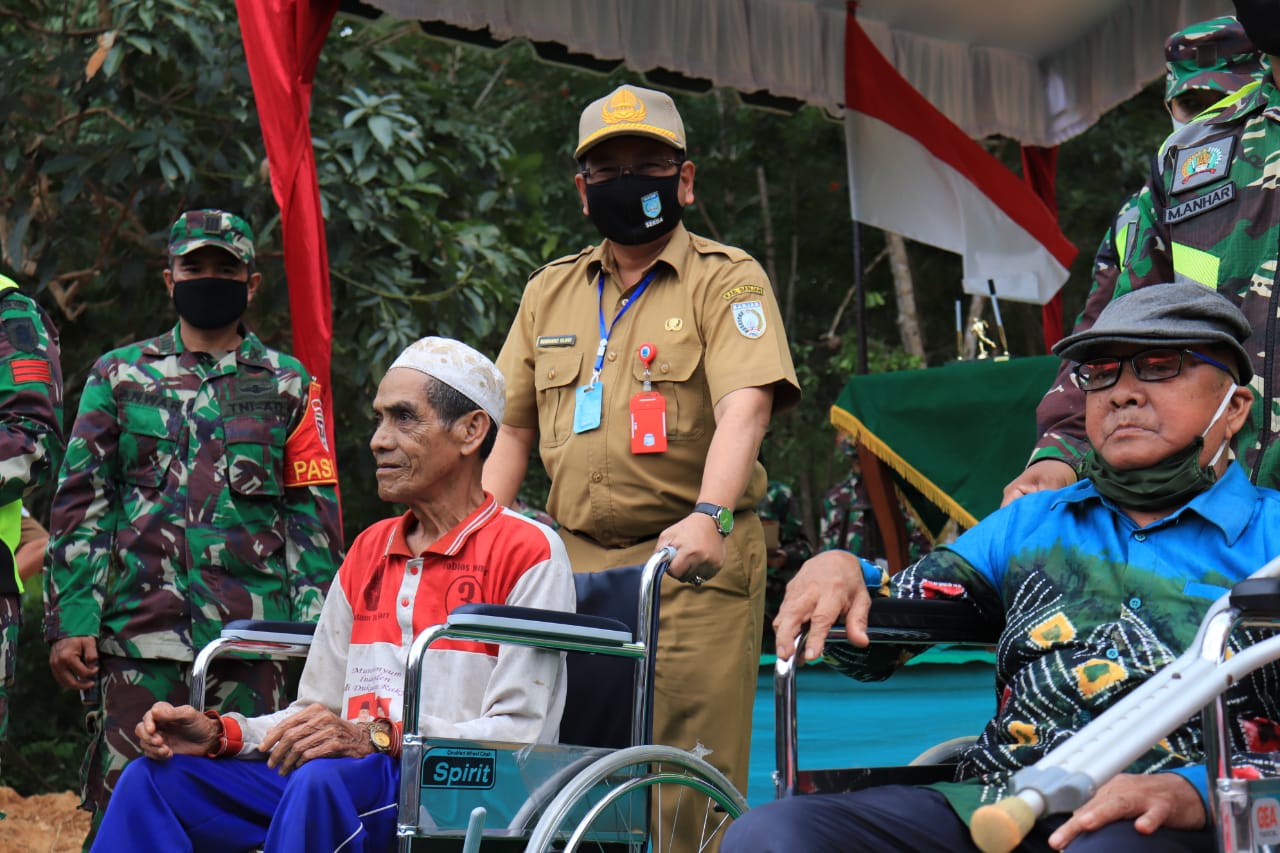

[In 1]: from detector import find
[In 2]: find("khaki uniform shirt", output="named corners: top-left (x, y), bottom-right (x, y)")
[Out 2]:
top-left (499, 224), bottom-right (800, 548)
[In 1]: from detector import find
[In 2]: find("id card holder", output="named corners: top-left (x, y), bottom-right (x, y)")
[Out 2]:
top-left (573, 383), bottom-right (603, 433)
top-left (630, 391), bottom-right (667, 453)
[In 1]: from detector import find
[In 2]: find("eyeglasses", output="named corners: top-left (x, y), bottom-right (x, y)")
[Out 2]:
top-left (578, 158), bottom-right (683, 185)
top-left (1070, 348), bottom-right (1234, 391)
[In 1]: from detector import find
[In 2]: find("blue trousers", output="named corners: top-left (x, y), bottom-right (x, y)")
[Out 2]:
top-left (722, 785), bottom-right (1216, 853)
top-left (90, 753), bottom-right (399, 853)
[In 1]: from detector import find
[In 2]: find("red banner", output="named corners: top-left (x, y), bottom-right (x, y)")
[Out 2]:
top-left (236, 0), bottom-right (340, 473)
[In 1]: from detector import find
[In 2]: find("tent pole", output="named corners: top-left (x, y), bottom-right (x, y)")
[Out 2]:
top-left (853, 220), bottom-right (867, 375)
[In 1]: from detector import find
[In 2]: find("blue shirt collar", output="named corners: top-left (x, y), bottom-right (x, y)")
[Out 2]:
top-left (1050, 461), bottom-right (1255, 545)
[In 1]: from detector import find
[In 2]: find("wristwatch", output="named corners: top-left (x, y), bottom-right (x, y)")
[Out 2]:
top-left (367, 719), bottom-right (393, 754)
top-left (692, 502), bottom-right (734, 537)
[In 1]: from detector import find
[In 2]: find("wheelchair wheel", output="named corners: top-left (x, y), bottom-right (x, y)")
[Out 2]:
top-left (524, 744), bottom-right (748, 852)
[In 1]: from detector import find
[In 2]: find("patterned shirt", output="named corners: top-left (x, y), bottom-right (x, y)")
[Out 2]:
top-left (829, 463), bottom-right (1280, 816)
top-left (44, 325), bottom-right (342, 659)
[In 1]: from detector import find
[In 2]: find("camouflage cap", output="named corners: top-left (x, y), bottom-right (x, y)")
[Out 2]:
top-left (168, 209), bottom-right (255, 264)
top-left (574, 85), bottom-right (686, 160)
top-left (1164, 16), bottom-right (1265, 103)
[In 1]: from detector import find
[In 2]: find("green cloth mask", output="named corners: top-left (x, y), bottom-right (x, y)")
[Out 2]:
top-left (1081, 437), bottom-right (1217, 510)
top-left (1081, 382), bottom-right (1236, 511)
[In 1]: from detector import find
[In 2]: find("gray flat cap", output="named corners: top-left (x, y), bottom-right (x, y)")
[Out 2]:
top-left (1053, 282), bottom-right (1253, 384)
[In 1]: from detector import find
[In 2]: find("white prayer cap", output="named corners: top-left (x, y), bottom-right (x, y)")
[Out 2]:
top-left (389, 337), bottom-right (505, 425)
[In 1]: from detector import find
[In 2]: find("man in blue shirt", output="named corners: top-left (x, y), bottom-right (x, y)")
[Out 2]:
top-left (727, 282), bottom-right (1280, 852)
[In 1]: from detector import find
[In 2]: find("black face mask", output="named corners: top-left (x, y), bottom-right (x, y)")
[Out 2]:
top-left (584, 173), bottom-right (684, 246)
top-left (172, 276), bottom-right (248, 331)
top-left (1234, 0), bottom-right (1280, 55)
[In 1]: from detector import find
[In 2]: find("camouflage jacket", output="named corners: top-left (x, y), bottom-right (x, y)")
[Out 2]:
top-left (1029, 190), bottom-right (1142, 466)
top-left (43, 325), bottom-right (342, 659)
top-left (756, 480), bottom-right (812, 571)
top-left (1030, 77), bottom-right (1280, 484)
top-left (0, 282), bottom-right (63, 594)
top-left (827, 465), bottom-right (1280, 814)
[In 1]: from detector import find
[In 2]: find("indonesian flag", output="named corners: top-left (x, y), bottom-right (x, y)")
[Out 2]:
top-left (844, 13), bottom-right (1076, 305)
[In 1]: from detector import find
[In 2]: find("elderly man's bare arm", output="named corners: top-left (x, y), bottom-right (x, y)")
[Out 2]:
top-left (772, 550), bottom-right (873, 663)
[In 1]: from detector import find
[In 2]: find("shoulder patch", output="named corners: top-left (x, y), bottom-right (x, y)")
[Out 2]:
top-left (284, 381), bottom-right (337, 487)
top-left (731, 301), bottom-right (767, 339)
top-left (720, 284), bottom-right (765, 301)
top-left (2, 316), bottom-right (38, 353)
top-left (1170, 136), bottom-right (1235, 195)
top-left (10, 358), bottom-right (51, 385)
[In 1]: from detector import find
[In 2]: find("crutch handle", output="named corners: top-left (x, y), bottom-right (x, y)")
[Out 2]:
top-left (971, 795), bottom-right (1038, 853)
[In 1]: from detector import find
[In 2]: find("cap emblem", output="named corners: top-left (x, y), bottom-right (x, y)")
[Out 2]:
top-left (602, 89), bottom-right (647, 125)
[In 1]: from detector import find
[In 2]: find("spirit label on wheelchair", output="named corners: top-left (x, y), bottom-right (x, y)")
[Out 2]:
top-left (421, 747), bottom-right (497, 789)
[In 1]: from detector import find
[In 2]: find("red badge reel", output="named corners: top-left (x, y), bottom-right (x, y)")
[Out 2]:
top-left (630, 343), bottom-right (667, 454)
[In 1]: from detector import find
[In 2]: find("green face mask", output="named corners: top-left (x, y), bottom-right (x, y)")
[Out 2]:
top-left (1081, 437), bottom-right (1217, 511)
top-left (1081, 381), bottom-right (1236, 511)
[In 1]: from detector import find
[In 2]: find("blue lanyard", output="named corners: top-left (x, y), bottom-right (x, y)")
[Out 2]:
top-left (592, 270), bottom-right (656, 380)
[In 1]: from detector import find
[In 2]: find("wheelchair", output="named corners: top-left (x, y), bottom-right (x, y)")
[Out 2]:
top-left (192, 546), bottom-right (746, 852)
top-left (771, 555), bottom-right (1280, 853)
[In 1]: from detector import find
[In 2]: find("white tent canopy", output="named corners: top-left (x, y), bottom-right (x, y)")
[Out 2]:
top-left (358, 0), bottom-right (1234, 146)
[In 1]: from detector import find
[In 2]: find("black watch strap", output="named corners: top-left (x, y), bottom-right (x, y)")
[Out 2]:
top-left (692, 502), bottom-right (734, 536)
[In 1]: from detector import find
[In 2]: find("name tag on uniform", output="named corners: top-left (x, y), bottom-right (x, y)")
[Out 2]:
top-left (630, 391), bottom-right (667, 453)
top-left (573, 383), bottom-right (602, 433)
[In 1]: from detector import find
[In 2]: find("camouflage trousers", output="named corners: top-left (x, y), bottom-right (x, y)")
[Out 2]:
top-left (81, 654), bottom-right (288, 816)
top-left (0, 594), bottom-right (19, 743)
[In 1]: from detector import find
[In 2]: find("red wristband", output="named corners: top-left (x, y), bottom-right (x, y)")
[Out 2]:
top-left (202, 710), bottom-right (244, 758)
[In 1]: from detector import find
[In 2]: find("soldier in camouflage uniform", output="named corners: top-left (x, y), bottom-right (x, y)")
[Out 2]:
top-left (0, 274), bottom-right (63, 753)
top-left (42, 210), bottom-right (343, 828)
top-left (1005, 16), bottom-right (1269, 501)
top-left (756, 479), bottom-right (812, 638)
top-left (820, 436), bottom-right (930, 561)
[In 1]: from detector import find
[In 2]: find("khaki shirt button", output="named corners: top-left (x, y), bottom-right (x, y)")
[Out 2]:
top-left (607, 352), bottom-right (618, 362)
top-left (547, 368), bottom-right (556, 380)
top-left (660, 363), bottom-right (671, 374)
top-left (591, 472), bottom-right (603, 483)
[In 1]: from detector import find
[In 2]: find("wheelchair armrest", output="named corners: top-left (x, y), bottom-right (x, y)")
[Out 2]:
top-left (865, 597), bottom-right (1000, 645)
top-left (220, 619), bottom-right (317, 645)
top-left (1230, 578), bottom-right (1280, 617)
top-left (449, 603), bottom-right (633, 646)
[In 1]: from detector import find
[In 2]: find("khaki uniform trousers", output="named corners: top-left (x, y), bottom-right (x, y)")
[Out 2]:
top-left (559, 513), bottom-right (765, 852)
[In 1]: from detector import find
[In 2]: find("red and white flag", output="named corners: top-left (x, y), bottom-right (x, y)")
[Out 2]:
top-left (844, 14), bottom-right (1076, 305)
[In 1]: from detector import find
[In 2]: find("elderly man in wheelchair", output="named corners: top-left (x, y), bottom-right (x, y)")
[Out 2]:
top-left (92, 337), bottom-right (577, 852)
top-left (727, 282), bottom-right (1280, 853)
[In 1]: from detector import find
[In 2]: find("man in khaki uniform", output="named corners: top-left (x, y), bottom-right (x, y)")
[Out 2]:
top-left (486, 84), bottom-right (800, 844)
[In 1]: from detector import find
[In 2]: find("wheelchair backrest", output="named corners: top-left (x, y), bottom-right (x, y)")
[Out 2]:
top-left (561, 564), bottom-right (657, 750)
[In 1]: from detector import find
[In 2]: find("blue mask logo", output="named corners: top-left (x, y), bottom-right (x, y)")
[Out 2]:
top-left (641, 191), bottom-right (662, 220)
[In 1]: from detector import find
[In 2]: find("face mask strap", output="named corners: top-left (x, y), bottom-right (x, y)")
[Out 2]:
top-left (1202, 383), bottom-right (1237, 468)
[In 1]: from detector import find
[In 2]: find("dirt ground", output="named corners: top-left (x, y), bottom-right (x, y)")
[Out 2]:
top-left (0, 788), bottom-right (90, 853)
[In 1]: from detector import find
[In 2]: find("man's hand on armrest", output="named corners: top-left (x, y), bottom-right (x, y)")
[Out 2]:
top-left (1001, 459), bottom-right (1077, 508)
top-left (773, 550), bottom-right (872, 663)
